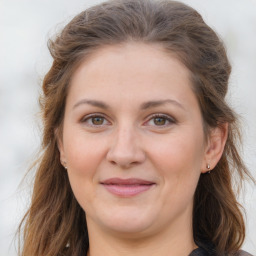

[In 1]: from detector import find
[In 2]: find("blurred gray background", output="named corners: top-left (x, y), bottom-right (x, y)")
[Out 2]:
top-left (0, 0), bottom-right (255, 255)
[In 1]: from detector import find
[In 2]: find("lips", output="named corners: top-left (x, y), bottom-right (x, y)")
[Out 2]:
top-left (100, 178), bottom-right (156, 197)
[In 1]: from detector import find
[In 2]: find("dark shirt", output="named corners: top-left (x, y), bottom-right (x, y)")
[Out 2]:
top-left (189, 247), bottom-right (253, 256)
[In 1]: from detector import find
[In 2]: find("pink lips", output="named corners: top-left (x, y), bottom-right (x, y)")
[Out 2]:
top-left (100, 178), bottom-right (155, 197)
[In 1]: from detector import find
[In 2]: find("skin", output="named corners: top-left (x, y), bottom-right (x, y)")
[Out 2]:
top-left (58, 43), bottom-right (227, 256)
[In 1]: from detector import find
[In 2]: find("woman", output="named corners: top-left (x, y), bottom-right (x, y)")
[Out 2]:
top-left (19, 0), bottom-right (254, 255)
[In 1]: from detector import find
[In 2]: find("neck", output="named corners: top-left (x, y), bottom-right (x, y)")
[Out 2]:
top-left (86, 212), bottom-right (196, 256)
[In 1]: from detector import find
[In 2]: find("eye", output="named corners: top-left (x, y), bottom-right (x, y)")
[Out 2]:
top-left (153, 116), bottom-right (168, 126)
top-left (91, 116), bottom-right (105, 125)
top-left (81, 114), bottom-right (110, 127)
top-left (145, 114), bottom-right (176, 127)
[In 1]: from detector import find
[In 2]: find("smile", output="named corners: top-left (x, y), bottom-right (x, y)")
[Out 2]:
top-left (100, 178), bottom-right (156, 197)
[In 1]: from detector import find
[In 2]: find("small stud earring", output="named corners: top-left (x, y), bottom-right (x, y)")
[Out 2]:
top-left (207, 164), bottom-right (211, 174)
top-left (61, 161), bottom-right (67, 170)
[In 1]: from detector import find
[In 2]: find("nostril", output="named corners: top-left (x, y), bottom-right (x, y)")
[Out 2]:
top-left (106, 134), bottom-right (146, 168)
top-left (110, 160), bottom-right (117, 165)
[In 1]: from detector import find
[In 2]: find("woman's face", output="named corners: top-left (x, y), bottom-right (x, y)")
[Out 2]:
top-left (59, 43), bottom-right (209, 237)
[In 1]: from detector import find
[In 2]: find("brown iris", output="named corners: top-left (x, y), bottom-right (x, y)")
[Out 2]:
top-left (92, 117), bottom-right (104, 125)
top-left (154, 117), bottom-right (166, 126)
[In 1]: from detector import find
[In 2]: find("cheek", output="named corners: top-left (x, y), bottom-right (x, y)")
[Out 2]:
top-left (63, 132), bottom-right (107, 207)
top-left (65, 147), bottom-right (100, 211)
top-left (64, 130), bottom-right (105, 176)
top-left (147, 131), bottom-right (204, 188)
top-left (152, 132), bottom-right (204, 162)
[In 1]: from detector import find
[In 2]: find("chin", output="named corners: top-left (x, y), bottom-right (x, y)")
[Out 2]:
top-left (92, 205), bottom-right (158, 236)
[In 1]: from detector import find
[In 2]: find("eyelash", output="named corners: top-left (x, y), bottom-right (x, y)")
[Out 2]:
top-left (81, 113), bottom-right (110, 127)
top-left (145, 114), bottom-right (176, 127)
top-left (80, 113), bottom-right (176, 128)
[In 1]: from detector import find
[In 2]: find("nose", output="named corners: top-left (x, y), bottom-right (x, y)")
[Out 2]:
top-left (106, 126), bottom-right (146, 168)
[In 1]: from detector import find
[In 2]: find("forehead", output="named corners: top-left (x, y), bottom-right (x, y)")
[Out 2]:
top-left (73, 42), bottom-right (190, 81)
top-left (67, 42), bottom-right (197, 110)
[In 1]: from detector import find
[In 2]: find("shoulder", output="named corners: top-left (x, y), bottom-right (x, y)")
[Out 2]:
top-left (189, 248), bottom-right (254, 256)
top-left (189, 247), bottom-right (209, 256)
top-left (189, 247), bottom-right (216, 256)
top-left (234, 250), bottom-right (254, 256)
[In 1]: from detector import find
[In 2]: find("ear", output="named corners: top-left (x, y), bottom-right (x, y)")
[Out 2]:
top-left (201, 123), bottom-right (228, 173)
top-left (55, 128), bottom-right (67, 168)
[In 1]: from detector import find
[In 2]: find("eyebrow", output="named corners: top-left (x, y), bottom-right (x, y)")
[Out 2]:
top-left (73, 99), bottom-right (110, 110)
top-left (73, 98), bottom-right (185, 110)
top-left (140, 99), bottom-right (185, 110)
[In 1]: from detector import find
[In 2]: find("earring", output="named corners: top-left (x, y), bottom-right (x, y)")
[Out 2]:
top-left (207, 164), bottom-right (211, 174)
top-left (61, 161), bottom-right (67, 169)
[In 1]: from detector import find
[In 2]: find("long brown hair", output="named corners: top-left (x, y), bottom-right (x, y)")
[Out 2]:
top-left (18, 0), bottom-right (255, 255)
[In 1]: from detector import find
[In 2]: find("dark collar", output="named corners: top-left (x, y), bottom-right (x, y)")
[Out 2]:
top-left (189, 247), bottom-right (211, 256)
top-left (189, 247), bottom-right (253, 256)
